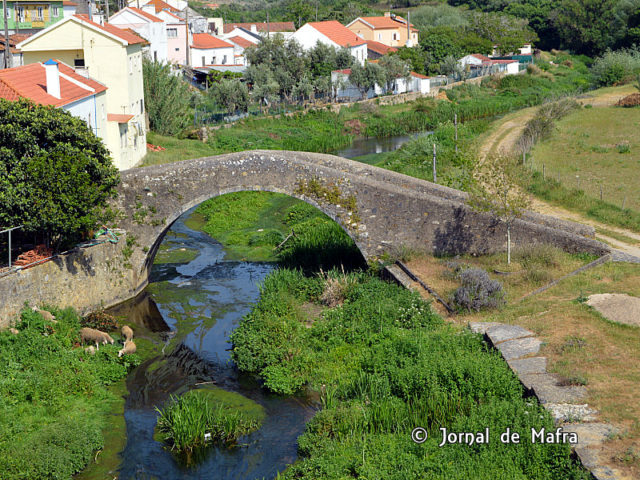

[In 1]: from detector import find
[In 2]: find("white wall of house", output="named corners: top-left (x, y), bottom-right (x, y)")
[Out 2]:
top-left (63, 90), bottom-right (108, 142)
top-left (190, 45), bottom-right (234, 67)
top-left (458, 55), bottom-right (483, 68)
top-left (109, 9), bottom-right (168, 63)
top-left (63, 3), bottom-right (76, 18)
top-left (222, 27), bottom-right (261, 45)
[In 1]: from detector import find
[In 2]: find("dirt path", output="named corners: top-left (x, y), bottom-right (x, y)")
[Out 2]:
top-left (478, 94), bottom-right (640, 260)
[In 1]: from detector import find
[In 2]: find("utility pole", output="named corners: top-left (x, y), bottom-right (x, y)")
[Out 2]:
top-left (266, 11), bottom-right (269, 37)
top-left (2, 0), bottom-right (12, 69)
top-left (105, 0), bottom-right (109, 21)
top-left (185, 7), bottom-right (190, 66)
top-left (315, 1), bottom-right (318, 21)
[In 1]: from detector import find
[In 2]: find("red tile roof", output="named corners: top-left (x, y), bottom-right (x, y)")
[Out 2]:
top-left (0, 60), bottom-right (107, 107)
top-left (191, 33), bottom-right (233, 49)
top-left (411, 72), bottom-right (429, 79)
top-left (471, 54), bottom-right (492, 62)
top-left (75, 15), bottom-right (147, 45)
top-left (107, 113), bottom-right (134, 123)
top-left (308, 21), bottom-right (366, 48)
top-left (365, 40), bottom-right (397, 55)
top-left (62, 1), bottom-right (77, 5)
top-left (159, 10), bottom-right (183, 21)
top-left (143, 0), bottom-right (179, 14)
top-left (333, 68), bottom-right (352, 75)
top-left (223, 22), bottom-right (295, 34)
top-left (228, 36), bottom-right (256, 49)
top-left (128, 7), bottom-right (164, 23)
top-left (351, 15), bottom-right (417, 32)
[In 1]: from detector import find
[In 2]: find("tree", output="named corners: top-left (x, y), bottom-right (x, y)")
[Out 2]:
top-left (440, 55), bottom-right (464, 79)
top-left (349, 62), bottom-right (384, 99)
top-left (391, 46), bottom-right (430, 75)
top-left (468, 154), bottom-right (530, 264)
top-left (246, 65), bottom-right (280, 111)
top-left (142, 58), bottom-right (193, 135)
top-left (209, 78), bottom-right (249, 115)
top-left (554, 0), bottom-right (617, 55)
top-left (0, 99), bottom-right (120, 248)
top-left (378, 55), bottom-right (412, 93)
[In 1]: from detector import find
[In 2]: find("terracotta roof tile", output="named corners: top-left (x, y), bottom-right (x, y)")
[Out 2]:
top-left (0, 60), bottom-right (107, 107)
top-left (365, 40), bottom-right (397, 55)
top-left (75, 15), bottom-right (147, 45)
top-left (411, 72), bottom-right (429, 79)
top-left (351, 15), bottom-right (417, 32)
top-left (107, 113), bottom-right (134, 122)
top-left (223, 22), bottom-right (295, 34)
top-left (128, 7), bottom-right (164, 23)
top-left (228, 36), bottom-right (256, 49)
top-left (143, 0), bottom-right (179, 14)
top-left (191, 33), bottom-right (233, 49)
top-left (471, 54), bottom-right (492, 62)
top-left (308, 21), bottom-right (366, 48)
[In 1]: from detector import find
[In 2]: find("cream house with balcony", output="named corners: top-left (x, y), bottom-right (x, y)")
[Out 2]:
top-left (17, 14), bottom-right (147, 170)
top-left (346, 13), bottom-right (418, 48)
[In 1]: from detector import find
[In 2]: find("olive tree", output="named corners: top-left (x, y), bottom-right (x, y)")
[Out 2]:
top-left (143, 58), bottom-right (192, 135)
top-left (209, 78), bottom-right (249, 115)
top-left (0, 99), bottom-right (120, 249)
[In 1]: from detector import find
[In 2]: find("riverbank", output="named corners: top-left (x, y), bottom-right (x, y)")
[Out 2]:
top-left (0, 307), bottom-right (151, 480)
top-left (230, 267), bottom-right (591, 479)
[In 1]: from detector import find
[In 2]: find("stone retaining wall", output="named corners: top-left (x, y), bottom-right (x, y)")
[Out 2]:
top-left (0, 238), bottom-right (138, 328)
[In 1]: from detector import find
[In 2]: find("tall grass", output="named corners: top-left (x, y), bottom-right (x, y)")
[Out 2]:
top-left (155, 390), bottom-right (261, 454)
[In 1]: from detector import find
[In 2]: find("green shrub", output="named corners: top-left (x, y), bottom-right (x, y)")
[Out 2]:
top-left (591, 48), bottom-right (640, 86)
top-left (451, 267), bottom-right (506, 312)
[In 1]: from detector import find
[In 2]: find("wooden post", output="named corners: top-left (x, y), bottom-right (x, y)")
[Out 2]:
top-left (600, 184), bottom-right (603, 201)
top-left (185, 7), bottom-right (190, 67)
top-left (542, 163), bottom-right (545, 179)
top-left (432, 143), bottom-right (437, 183)
top-left (454, 113), bottom-right (458, 154)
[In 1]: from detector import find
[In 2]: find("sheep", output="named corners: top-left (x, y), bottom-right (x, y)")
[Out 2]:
top-left (9, 328), bottom-right (19, 335)
top-left (32, 306), bottom-right (57, 323)
top-left (118, 340), bottom-right (136, 358)
top-left (84, 346), bottom-right (96, 355)
top-left (121, 325), bottom-right (134, 342)
top-left (80, 327), bottom-right (114, 350)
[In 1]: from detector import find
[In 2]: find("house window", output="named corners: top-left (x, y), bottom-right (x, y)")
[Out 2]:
top-left (16, 6), bottom-right (25, 22)
top-left (35, 6), bottom-right (44, 21)
top-left (211, 56), bottom-right (216, 64)
top-left (129, 57), bottom-right (133, 74)
top-left (377, 33), bottom-right (381, 41)
top-left (74, 58), bottom-right (85, 67)
top-left (201, 55), bottom-right (205, 66)
top-left (175, 47), bottom-right (180, 51)
top-left (167, 28), bottom-right (177, 38)
top-left (222, 54), bottom-right (227, 64)
top-left (120, 125), bottom-right (128, 148)
top-left (393, 33), bottom-right (398, 41)
top-left (52, 5), bottom-right (59, 16)
top-left (5, 8), bottom-right (10, 19)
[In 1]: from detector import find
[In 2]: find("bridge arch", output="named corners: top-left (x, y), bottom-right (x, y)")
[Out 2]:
top-left (142, 185), bottom-right (367, 275)
top-left (115, 150), bottom-right (608, 294)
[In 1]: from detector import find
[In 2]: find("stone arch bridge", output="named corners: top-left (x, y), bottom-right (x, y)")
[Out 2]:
top-left (116, 150), bottom-right (607, 295)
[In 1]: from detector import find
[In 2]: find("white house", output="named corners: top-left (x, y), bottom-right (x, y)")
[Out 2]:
top-left (190, 33), bottom-right (234, 68)
top-left (0, 59), bottom-right (108, 148)
top-left (222, 26), bottom-right (262, 46)
top-left (331, 69), bottom-right (429, 100)
top-left (223, 21), bottom-right (295, 39)
top-left (63, 1), bottom-right (77, 18)
top-left (459, 54), bottom-right (519, 75)
top-left (156, 9), bottom-right (187, 65)
top-left (291, 21), bottom-right (367, 65)
top-left (109, 7), bottom-right (168, 63)
top-left (226, 35), bottom-right (258, 66)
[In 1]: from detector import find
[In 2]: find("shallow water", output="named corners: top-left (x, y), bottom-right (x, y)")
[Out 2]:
top-left (114, 209), bottom-right (316, 480)
top-left (335, 131), bottom-right (432, 159)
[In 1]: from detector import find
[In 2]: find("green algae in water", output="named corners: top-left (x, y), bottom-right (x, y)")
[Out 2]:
top-left (154, 244), bottom-right (199, 265)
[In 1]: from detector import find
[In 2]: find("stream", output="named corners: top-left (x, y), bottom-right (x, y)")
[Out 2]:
top-left (104, 131), bottom-right (425, 479)
top-left (109, 212), bottom-right (315, 480)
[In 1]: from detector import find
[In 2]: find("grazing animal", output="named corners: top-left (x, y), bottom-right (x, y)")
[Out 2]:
top-left (80, 327), bottom-right (114, 350)
top-left (118, 340), bottom-right (137, 358)
top-left (121, 325), bottom-right (134, 342)
top-left (32, 307), bottom-right (57, 323)
top-left (84, 346), bottom-right (96, 355)
top-left (9, 328), bottom-right (19, 335)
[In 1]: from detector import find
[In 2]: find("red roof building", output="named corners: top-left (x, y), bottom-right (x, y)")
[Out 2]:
top-left (307, 21), bottom-right (366, 48)
top-left (73, 15), bottom-right (148, 45)
top-left (191, 33), bottom-right (233, 49)
top-left (347, 13), bottom-right (419, 48)
top-left (143, 0), bottom-right (180, 14)
top-left (0, 59), bottom-right (107, 107)
top-left (227, 36), bottom-right (257, 49)
top-left (223, 22), bottom-right (295, 34)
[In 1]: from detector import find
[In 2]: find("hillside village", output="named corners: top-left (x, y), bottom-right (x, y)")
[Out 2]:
top-left (1, 0), bottom-right (532, 170)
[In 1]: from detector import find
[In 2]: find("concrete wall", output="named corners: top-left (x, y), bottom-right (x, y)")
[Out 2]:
top-left (0, 236), bottom-right (139, 328)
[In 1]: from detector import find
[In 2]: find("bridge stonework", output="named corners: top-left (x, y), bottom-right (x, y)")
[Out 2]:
top-left (117, 150), bottom-right (609, 296)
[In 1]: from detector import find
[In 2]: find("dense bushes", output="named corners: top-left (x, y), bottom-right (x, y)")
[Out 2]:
top-left (591, 47), bottom-right (640, 86)
top-left (232, 269), bottom-right (588, 479)
top-left (0, 307), bottom-right (139, 479)
top-left (451, 267), bottom-right (507, 312)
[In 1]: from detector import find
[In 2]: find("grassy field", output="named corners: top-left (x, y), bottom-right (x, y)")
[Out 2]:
top-left (406, 251), bottom-right (640, 478)
top-left (530, 103), bottom-right (640, 212)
